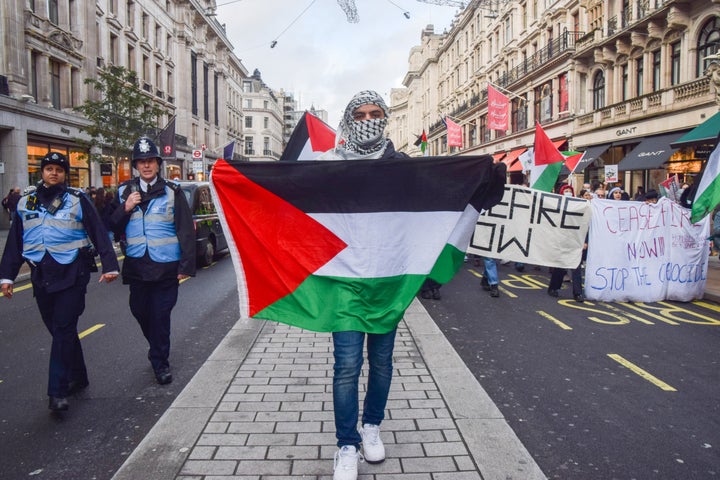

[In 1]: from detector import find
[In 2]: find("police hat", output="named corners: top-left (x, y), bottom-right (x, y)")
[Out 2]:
top-left (132, 137), bottom-right (162, 166)
top-left (40, 152), bottom-right (70, 174)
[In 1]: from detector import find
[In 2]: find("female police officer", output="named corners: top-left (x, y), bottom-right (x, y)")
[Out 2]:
top-left (109, 137), bottom-right (195, 386)
top-left (0, 152), bottom-right (120, 412)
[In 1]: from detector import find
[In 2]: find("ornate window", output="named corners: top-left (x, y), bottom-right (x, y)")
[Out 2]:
top-left (592, 70), bottom-right (605, 110)
top-left (696, 17), bottom-right (720, 77)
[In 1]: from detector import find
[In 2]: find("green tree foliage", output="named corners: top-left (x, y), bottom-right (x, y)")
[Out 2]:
top-left (73, 65), bottom-right (166, 182)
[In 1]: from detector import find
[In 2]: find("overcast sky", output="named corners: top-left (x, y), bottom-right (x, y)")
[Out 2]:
top-left (216, 0), bottom-right (459, 128)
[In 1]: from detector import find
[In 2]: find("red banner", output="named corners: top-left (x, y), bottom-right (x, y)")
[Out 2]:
top-left (445, 117), bottom-right (463, 147)
top-left (487, 85), bottom-right (509, 131)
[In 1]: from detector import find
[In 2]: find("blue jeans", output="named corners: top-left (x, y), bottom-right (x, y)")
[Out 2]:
top-left (483, 257), bottom-right (499, 285)
top-left (332, 329), bottom-right (397, 448)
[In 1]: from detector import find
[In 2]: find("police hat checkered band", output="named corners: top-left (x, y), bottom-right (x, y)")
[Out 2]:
top-left (41, 152), bottom-right (69, 173)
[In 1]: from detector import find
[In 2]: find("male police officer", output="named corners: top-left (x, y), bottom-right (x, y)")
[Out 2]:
top-left (110, 137), bottom-right (195, 385)
top-left (0, 152), bottom-right (119, 412)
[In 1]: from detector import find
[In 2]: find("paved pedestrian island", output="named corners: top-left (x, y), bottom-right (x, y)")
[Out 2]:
top-left (113, 300), bottom-right (545, 480)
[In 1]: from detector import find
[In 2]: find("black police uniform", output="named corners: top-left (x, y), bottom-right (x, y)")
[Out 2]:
top-left (0, 156), bottom-right (119, 409)
top-left (109, 138), bottom-right (195, 384)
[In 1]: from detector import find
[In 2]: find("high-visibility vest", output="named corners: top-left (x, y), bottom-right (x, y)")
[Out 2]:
top-left (18, 189), bottom-right (90, 264)
top-left (119, 184), bottom-right (180, 263)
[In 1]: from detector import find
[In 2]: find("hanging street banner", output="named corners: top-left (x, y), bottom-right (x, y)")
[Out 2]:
top-left (585, 197), bottom-right (709, 302)
top-left (468, 185), bottom-right (591, 269)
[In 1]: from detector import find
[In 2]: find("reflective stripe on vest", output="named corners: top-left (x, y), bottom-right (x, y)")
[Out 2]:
top-left (18, 190), bottom-right (90, 264)
top-left (119, 183), bottom-right (181, 263)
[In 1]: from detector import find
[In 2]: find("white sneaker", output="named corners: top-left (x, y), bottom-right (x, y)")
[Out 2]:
top-left (333, 445), bottom-right (360, 480)
top-left (360, 423), bottom-right (385, 464)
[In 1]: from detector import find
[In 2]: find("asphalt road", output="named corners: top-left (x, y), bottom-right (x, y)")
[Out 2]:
top-left (0, 253), bottom-right (238, 480)
top-left (420, 260), bottom-right (720, 480)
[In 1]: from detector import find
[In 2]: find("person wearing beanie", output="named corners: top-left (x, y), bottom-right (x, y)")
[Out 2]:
top-left (0, 152), bottom-right (119, 412)
top-left (643, 189), bottom-right (659, 204)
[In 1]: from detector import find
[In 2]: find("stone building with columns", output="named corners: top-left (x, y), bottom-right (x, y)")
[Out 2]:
top-left (0, 0), bottom-right (273, 227)
top-left (389, 0), bottom-right (720, 193)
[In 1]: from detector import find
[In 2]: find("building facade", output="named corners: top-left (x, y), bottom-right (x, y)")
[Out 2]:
top-left (388, 0), bottom-right (720, 193)
top-left (0, 0), bottom-right (322, 228)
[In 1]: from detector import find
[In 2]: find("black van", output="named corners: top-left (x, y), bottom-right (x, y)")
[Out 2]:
top-left (177, 181), bottom-right (228, 267)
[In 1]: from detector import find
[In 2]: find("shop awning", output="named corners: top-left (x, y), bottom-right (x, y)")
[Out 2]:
top-left (670, 110), bottom-right (720, 148)
top-left (493, 152), bottom-right (506, 163)
top-left (552, 139), bottom-right (566, 149)
top-left (503, 148), bottom-right (527, 172)
top-left (617, 132), bottom-right (682, 171)
top-left (574, 143), bottom-right (611, 172)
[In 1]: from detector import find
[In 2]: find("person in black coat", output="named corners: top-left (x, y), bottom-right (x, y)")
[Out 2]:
top-left (0, 153), bottom-right (120, 412)
top-left (109, 137), bottom-right (195, 386)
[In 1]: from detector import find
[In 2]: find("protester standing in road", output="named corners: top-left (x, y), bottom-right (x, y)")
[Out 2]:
top-left (317, 90), bottom-right (409, 480)
top-left (2, 187), bottom-right (21, 223)
top-left (0, 152), bottom-right (119, 412)
top-left (110, 137), bottom-right (195, 386)
top-left (547, 185), bottom-right (587, 302)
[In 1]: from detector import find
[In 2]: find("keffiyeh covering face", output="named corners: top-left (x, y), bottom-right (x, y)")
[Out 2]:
top-left (337, 90), bottom-right (390, 156)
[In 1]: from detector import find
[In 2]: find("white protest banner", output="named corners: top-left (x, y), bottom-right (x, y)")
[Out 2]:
top-left (468, 185), bottom-right (591, 268)
top-left (585, 197), bottom-right (709, 302)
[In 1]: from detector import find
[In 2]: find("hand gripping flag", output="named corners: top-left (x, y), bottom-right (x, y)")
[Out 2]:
top-left (211, 156), bottom-right (506, 333)
top-left (279, 111), bottom-right (336, 161)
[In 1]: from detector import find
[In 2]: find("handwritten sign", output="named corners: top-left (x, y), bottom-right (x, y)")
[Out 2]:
top-left (585, 197), bottom-right (709, 302)
top-left (468, 185), bottom-right (591, 268)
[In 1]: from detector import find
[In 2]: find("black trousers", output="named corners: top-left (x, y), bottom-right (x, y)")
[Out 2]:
top-left (549, 266), bottom-right (583, 296)
top-left (35, 281), bottom-right (89, 397)
top-left (129, 280), bottom-right (179, 372)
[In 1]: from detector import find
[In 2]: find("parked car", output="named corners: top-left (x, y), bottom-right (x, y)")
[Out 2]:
top-left (177, 181), bottom-right (228, 267)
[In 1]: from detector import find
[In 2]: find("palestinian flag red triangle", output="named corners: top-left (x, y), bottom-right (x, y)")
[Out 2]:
top-left (279, 111), bottom-right (336, 161)
top-left (211, 159), bottom-right (347, 315)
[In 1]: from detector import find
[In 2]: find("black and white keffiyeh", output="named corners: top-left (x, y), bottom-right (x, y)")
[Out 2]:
top-left (337, 90), bottom-right (390, 158)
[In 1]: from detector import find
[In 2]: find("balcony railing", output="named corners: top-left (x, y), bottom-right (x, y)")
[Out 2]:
top-left (496, 30), bottom-right (585, 90)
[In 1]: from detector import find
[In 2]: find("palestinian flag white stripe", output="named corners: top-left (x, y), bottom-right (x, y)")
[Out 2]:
top-left (311, 211), bottom-right (463, 277)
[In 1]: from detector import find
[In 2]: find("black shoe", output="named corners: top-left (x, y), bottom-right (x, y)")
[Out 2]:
top-left (547, 289), bottom-right (559, 297)
top-left (481, 275), bottom-right (491, 291)
top-left (49, 396), bottom-right (69, 411)
top-left (574, 294), bottom-right (585, 303)
top-left (68, 380), bottom-right (89, 395)
top-left (490, 285), bottom-right (499, 297)
top-left (431, 288), bottom-right (441, 300)
top-left (155, 369), bottom-right (173, 385)
top-left (515, 264), bottom-right (525, 272)
top-left (420, 290), bottom-right (431, 299)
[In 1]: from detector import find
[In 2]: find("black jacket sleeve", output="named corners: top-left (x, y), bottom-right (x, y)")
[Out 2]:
top-left (0, 211), bottom-right (25, 281)
top-left (79, 193), bottom-right (120, 273)
top-left (171, 182), bottom-right (196, 276)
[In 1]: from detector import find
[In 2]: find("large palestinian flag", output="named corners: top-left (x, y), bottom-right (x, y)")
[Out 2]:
top-left (211, 155), bottom-right (505, 333)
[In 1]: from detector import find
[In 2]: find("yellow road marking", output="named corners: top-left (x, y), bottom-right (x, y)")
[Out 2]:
top-left (537, 310), bottom-right (572, 330)
top-left (79, 324), bottom-right (105, 339)
top-left (692, 301), bottom-right (720, 313)
top-left (467, 268), bottom-right (482, 278)
top-left (607, 353), bottom-right (677, 391)
top-left (499, 286), bottom-right (517, 298)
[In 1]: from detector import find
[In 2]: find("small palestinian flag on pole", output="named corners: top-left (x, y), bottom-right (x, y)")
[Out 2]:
top-left (211, 156), bottom-right (505, 333)
top-left (530, 122), bottom-right (565, 192)
top-left (279, 111), bottom-right (336, 161)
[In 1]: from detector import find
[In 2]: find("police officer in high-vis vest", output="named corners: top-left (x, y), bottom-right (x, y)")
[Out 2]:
top-left (0, 152), bottom-right (120, 412)
top-left (109, 137), bottom-right (195, 385)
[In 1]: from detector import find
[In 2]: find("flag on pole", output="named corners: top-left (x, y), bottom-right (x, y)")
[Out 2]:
top-left (413, 130), bottom-right (428, 155)
top-left (210, 155), bottom-right (505, 333)
top-left (691, 139), bottom-right (720, 223)
top-left (157, 116), bottom-right (176, 160)
top-left (530, 122), bottom-right (565, 192)
top-left (279, 111), bottom-right (336, 161)
top-left (445, 117), bottom-right (463, 147)
top-left (223, 141), bottom-right (235, 161)
top-left (487, 84), bottom-right (509, 131)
